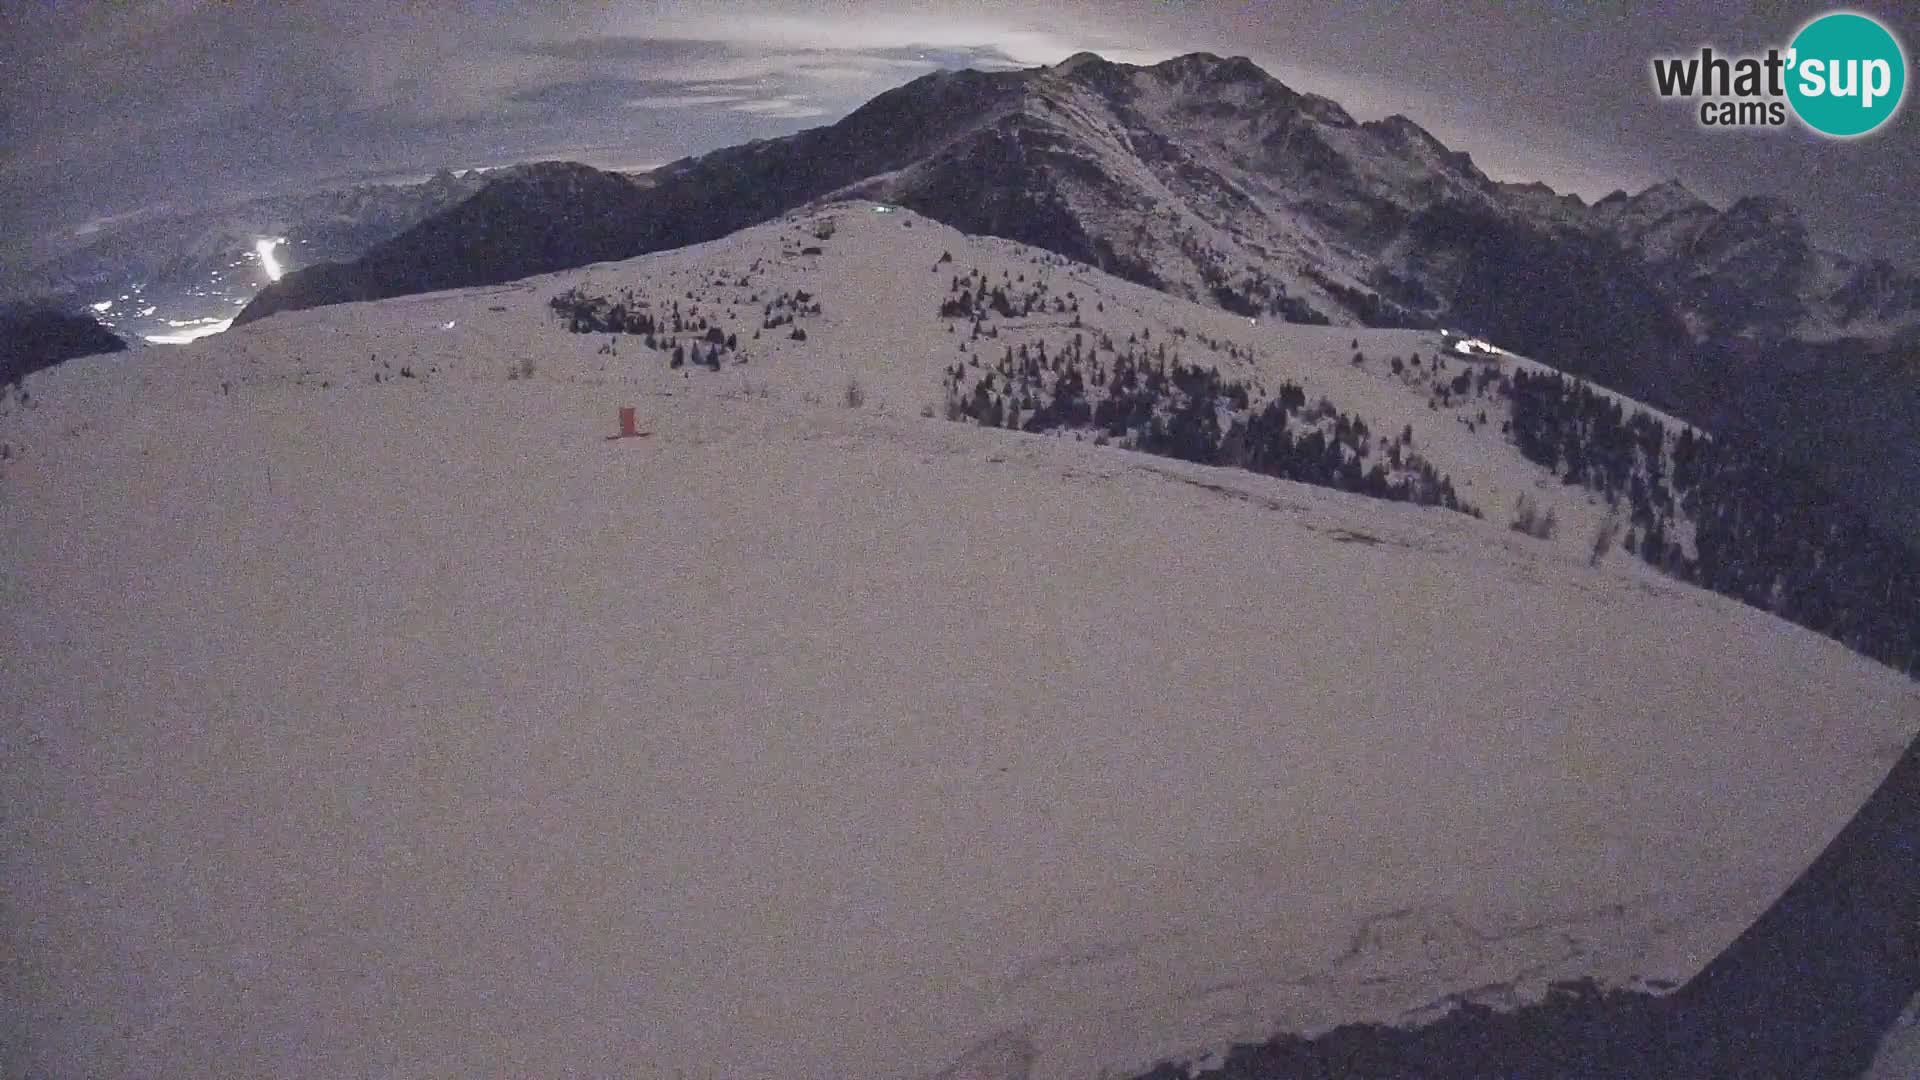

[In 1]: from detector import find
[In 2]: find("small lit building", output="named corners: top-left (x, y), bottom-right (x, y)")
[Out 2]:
top-left (1440, 329), bottom-right (1503, 362)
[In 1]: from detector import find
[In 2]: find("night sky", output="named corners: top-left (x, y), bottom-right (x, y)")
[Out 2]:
top-left (3, 0), bottom-right (1916, 267)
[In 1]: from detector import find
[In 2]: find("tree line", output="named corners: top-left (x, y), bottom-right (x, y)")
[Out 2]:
top-left (942, 335), bottom-right (1479, 517)
top-left (1508, 368), bottom-right (1920, 676)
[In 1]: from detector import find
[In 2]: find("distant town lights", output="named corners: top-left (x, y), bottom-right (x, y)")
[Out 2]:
top-left (255, 238), bottom-right (284, 281)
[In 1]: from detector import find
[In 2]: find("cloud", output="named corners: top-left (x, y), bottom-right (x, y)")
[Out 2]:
top-left (515, 46), bottom-right (908, 86)
top-left (626, 93), bottom-right (755, 109)
top-left (726, 96), bottom-right (830, 119)
top-left (790, 57), bottom-right (940, 82)
top-left (575, 8), bottom-right (1086, 67)
top-left (509, 78), bottom-right (677, 108)
top-left (510, 35), bottom-right (738, 65)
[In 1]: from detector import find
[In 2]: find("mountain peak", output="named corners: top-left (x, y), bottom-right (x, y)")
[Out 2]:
top-left (1633, 178), bottom-right (1705, 209)
top-left (1146, 51), bottom-right (1272, 85)
top-left (1705, 195), bottom-right (1810, 252)
top-left (1369, 114), bottom-right (1448, 151)
top-left (1590, 178), bottom-right (1712, 233)
top-left (1724, 194), bottom-right (1799, 223)
top-left (1053, 51), bottom-right (1112, 76)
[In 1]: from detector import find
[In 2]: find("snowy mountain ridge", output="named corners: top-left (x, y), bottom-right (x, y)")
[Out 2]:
top-left (236, 51), bottom-right (1920, 352)
top-left (221, 51), bottom-right (1920, 544)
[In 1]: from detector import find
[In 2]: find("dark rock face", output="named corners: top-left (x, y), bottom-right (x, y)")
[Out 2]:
top-left (235, 162), bottom-right (658, 324)
top-left (0, 306), bottom-right (126, 386)
top-left (1402, 204), bottom-right (1701, 412)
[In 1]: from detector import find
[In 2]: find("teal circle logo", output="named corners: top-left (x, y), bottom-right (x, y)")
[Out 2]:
top-left (1786, 12), bottom-right (1907, 136)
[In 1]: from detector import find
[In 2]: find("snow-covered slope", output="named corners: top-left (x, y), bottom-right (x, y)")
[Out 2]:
top-left (4, 205), bottom-right (1915, 1080)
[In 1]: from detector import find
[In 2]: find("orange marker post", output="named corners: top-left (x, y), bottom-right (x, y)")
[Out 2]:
top-left (609, 406), bottom-right (650, 440)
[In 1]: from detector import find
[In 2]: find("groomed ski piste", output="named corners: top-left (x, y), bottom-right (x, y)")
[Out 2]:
top-left (4, 204), bottom-right (1916, 1079)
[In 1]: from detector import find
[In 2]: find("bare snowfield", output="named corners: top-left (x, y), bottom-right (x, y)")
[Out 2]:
top-left (4, 206), bottom-right (1917, 1079)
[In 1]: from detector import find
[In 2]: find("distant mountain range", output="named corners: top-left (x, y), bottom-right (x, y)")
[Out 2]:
top-left (217, 51), bottom-right (1920, 542)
